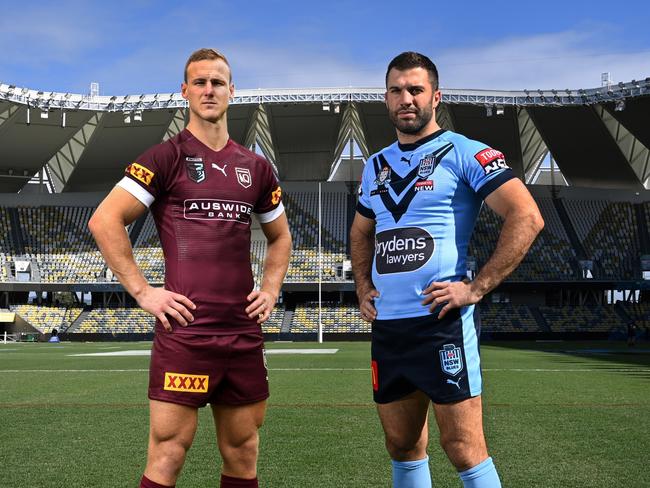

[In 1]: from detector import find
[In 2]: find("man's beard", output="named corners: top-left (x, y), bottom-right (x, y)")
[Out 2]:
top-left (389, 105), bottom-right (433, 135)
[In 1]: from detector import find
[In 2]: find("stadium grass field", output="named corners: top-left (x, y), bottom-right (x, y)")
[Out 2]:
top-left (1, 340), bottom-right (649, 487)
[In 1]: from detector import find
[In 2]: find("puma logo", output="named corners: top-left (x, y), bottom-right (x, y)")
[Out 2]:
top-left (212, 163), bottom-right (227, 176)
top-left (446, 378), bottom-right (461, 389)
top-left (400, 154), bottom-right (414, 166)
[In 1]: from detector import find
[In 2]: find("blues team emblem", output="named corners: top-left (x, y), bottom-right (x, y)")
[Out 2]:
top-left (186, 161), bottom-right (206, 183)
top-left (439, 344), bottom-right (463, 376)
top-left (417, 152), bottom-right (435, 179)
top-left (374, 167), bottom-right (392, 186)
top-left (235, 167), bottom-right (252, 188)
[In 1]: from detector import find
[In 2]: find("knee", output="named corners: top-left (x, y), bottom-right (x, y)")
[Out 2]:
top-left (150, 439), bottom-right (191, 477)
top-left (220, 433), bottom-right (260, 472)
top-left (385, 434), bottom-right (426, 461)
top-left (439, 434), bottom-right (486, 471)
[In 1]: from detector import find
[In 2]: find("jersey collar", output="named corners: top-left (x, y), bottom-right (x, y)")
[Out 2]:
top-left (397, 129), bottom-right (446, 152)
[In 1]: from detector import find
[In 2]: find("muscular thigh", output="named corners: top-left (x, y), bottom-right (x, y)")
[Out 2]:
top-left (432, 395), bottom-right (486, 447)
top-left (149, 399), bottom-right (198, 447)
top-left (376, 390), bottom-right (430, 449)
top-left (211, 400), bottom-right (267, 448)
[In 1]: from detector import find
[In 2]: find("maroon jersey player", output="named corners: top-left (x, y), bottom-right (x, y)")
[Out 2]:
top-left (89, 48), bottom-right (291, 488)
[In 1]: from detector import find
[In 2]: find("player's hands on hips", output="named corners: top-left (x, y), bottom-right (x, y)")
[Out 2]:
top-left (357, 286), bottom-right (379, 323)
top-left (246, 290), bottom-right (276, 324)
top-left (421, 280), bottom-right (482, 319)
top-left (135, 286), bottom-right (196, 332)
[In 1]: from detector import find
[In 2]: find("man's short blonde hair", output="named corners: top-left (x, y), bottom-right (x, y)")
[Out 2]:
top-left (184, 48), bottom-right (231, 82)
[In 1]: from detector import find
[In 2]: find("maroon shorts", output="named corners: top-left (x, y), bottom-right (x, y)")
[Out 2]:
top-left (148, 331), bottom-right (269, 408)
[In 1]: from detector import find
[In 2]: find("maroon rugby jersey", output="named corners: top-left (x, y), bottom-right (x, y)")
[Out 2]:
top-left (117, 129), bottom-right (284, 335)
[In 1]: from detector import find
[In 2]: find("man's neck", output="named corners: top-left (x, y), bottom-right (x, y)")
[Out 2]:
top-left (186, 118), bottom-right (229, 152)
top-left (396, 121), bottom-right (441, 145)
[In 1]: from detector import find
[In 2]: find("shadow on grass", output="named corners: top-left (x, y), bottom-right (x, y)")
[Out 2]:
top-left (484, 340), bottom-right (650, 369)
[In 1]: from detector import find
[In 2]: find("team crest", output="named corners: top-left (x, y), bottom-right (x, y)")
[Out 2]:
top-left (236, 167), bottom-right (252, 188)
top-left (374, 166), bottom-right (392, 186)
top-left (186, 161), bottom-right (206, 183)
top-left (439, 344), bottom-right (463, 376)
top-left (417, 152), bottom-right (436, 179)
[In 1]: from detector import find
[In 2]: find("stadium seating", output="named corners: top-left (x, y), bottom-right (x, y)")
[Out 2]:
top-left (132, 213), bottom-right (165, 282)
top-left (12, 304), bottom-right (82, 333)
top-left (469, 200), bottom-right (576, 281)
top-left (479, 303), bottom-right (541, 333)
top-left (538, 305), bottom-right (624, 332)
top-left (16, 206), bottom-right (105, 282)
top-left (563, 200), bottom-right (640, 279)
top-left (292, 302), bottom-right (370, 334)
top-left (75, 307), bottom-right (154, 333)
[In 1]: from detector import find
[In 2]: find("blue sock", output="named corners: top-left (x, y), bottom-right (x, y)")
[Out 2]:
top-left (458, 457), bottom-right (501, 488)
top-left (391, 456), bottom-right (431, 488)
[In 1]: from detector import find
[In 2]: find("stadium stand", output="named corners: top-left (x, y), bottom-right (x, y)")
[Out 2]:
top-left (11, 304), bottom-right (82, 333)
top-left (479, 303), bottom-right (541, 333)
top-left (16, 206), bottom-right (105, 282)
top-left (292, 302), bottom-right (370, 334)
top-left (563, 200), bottom-right (641, 280)
top-left (469, 200), bottom-right (577, 281)
top-left (538, 305), bottom-right (624, 333)
top-left (132, 213), bottom-right (165, 282)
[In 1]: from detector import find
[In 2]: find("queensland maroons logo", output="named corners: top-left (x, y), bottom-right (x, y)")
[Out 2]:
top-left (374, 227), bottom-right (434, 274)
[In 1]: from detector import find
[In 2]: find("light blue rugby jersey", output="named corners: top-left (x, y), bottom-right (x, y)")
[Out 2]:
top-left (357, 129), bottom-right (515, 320)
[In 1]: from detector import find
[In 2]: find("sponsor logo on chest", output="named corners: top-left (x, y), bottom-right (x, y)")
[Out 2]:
top-left (374, 227), bottom-right (434, 274)
top-left (184, 199), bottom-right (253, 224)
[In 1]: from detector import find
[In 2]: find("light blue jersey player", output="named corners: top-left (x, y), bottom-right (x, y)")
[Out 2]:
top-left (350, 52), bottom-right (543, 488)
top-left (357, 129), bottom-right (514, 321)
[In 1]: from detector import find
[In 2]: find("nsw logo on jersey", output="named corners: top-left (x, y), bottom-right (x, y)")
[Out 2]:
top-left (439, 344), bottom-right (463, 376)
top-left (474, 148), bottom-right (509, 175)
top-left (186, 160), bottom-right (206, 183)
top-left (374, 227), bottom-right (434, 274)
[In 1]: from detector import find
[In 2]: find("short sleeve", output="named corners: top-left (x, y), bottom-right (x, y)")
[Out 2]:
top-left (253, 158), bottom-right (285, 223)
top-left (356, 158), bottom-right (376, 219)
top-left (116, 141), bottom-right (175, 207)
top-left (462, 144), bottom-right (515, 200)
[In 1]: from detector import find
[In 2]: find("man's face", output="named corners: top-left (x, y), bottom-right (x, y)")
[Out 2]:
top-left (385, 67), bottom-right (440, 135)
top-left (181, 58), bottom-right (234, 123)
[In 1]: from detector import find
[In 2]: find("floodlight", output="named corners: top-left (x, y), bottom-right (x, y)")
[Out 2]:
top-left (485, 105), bottom-right (493, 117)
top-left (495, 105), bottom-right (504, 116)
top-left (40, 110), bottom-right (49, 119)
top-left (322, 102), bottom-right (330, 112)
top-left (134, 110), bottom-right (143, 122)
top-left (124, 112), bottom-right (132, 124)
top-left (333, 103), bottom-right (340, 114)
top-left (615, 100), bottom-right (625, 112)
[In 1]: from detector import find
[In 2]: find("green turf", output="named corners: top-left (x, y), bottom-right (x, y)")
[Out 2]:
top-left (0, 341), bottom-right (648, 487)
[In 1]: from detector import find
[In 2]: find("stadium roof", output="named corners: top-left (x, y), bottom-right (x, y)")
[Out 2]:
top-left (0, 78), bottom-right (649, 192)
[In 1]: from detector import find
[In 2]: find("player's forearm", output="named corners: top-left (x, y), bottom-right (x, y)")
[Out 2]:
top-left (350, 228), bottom-right (375, 294)
top-left (471, 210), bottom-right (543, 297)
top-left (260, 233), bottom-right (292, 300)
top-left (89, 214), bottom-right (150, 299)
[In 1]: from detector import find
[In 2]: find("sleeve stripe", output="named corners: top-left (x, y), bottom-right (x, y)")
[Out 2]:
top-left (116, 177), bottom-right (155, 207)
top-left (356, 202), bottom-right (375, 219)
top-left (476, 170), bottom-right (516, 200)
top-left (255, 202), bottom-right (285, 223)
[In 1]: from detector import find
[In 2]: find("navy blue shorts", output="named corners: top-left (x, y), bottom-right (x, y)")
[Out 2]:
top-left (371, 306), bottom-right (482, 404)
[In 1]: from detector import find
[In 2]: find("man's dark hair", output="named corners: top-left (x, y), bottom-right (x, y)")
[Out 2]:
top-left (385, 52), bottom-right (439, 91)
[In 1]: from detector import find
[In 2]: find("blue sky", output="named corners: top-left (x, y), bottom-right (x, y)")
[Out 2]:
top-left (1, 0), bottom-right (649, 95)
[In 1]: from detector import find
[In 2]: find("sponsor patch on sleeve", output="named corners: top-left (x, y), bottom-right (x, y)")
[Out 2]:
top-left (126, 162), bottom-right (155, 186)
top-left (271, 186), bottom-right (282, 205)
top-left (474, 148), bottom-right (510, 175)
